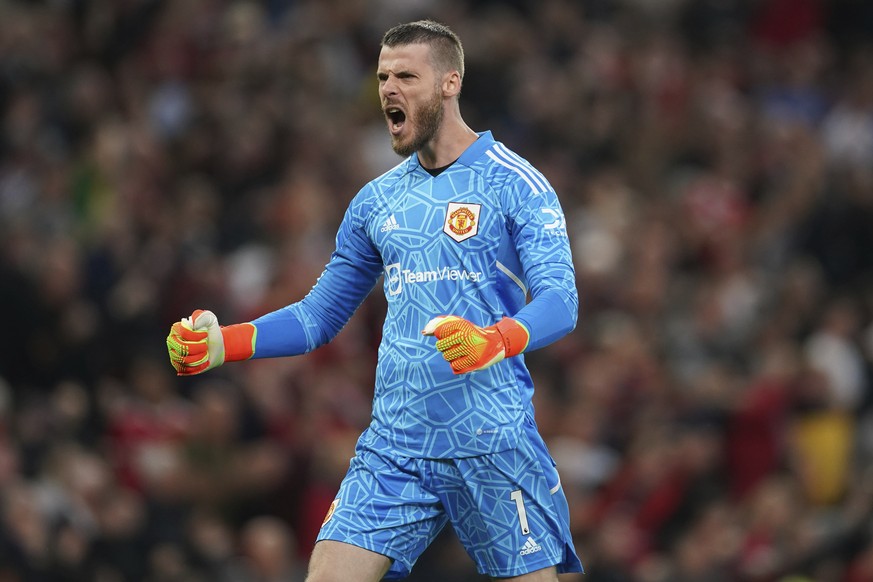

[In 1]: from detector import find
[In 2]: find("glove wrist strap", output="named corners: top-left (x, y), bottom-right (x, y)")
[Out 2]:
top-left (494, 317), bottom-right (530, 358)
top-left (221, 323), bottom-right (256, 362)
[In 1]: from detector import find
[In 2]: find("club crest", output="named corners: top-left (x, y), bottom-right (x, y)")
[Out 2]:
top-left (322, 498), bottom-right (339, 526)
top-left (443, 202), bottom-right (481, 242)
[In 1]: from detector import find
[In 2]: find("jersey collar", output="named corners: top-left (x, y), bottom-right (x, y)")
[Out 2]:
top-left (457, 130), bottom-right (495, 166)
top-left (410, 130), bottom-right (495, 174)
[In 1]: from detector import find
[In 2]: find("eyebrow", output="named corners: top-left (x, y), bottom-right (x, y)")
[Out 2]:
top-left (377, 70), bottom-right (417, 80)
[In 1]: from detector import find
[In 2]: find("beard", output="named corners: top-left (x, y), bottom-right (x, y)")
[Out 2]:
top-left (391, 89), bottom-right (444, 157)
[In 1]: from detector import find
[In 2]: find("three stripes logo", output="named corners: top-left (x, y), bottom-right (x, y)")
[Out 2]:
top-left (519, 536), bottom-right (543, 556)
top-left (380, 214), bottom-right (400, 232)
top-left (485, 143), bottom-right (550, 196)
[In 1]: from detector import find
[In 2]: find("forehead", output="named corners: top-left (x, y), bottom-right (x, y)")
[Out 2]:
top-left (377, 43), bottom-right (434, 73)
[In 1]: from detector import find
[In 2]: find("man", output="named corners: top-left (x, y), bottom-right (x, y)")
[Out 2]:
top-left (167, 20), bottom-right (582, 582)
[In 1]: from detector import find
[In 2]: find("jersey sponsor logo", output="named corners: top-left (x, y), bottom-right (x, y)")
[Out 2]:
top-left (385, 263), bottom-right (403, 296)
top-left (444, 202), bottom-right (481, 242)
top-left (380, 214), bottom-right (400, 232)
top-left (519, 536), bottom-right (543, 556)
top-left (402, 266), bottom-right (483, 284)
top-left (383, 263), bottom-right (483, 296)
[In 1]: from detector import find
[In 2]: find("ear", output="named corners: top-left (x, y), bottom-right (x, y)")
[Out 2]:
top-left (442, 70), bottom-right (462, 98)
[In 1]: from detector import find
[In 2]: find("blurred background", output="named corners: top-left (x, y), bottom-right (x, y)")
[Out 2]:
top-left (1, 0), bottom-right (873, 580)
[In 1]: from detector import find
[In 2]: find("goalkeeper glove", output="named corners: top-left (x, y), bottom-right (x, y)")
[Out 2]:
top-left (166, 309), bottom-right (256, 376)
top-left (422, 315), bottom-right (529, 374)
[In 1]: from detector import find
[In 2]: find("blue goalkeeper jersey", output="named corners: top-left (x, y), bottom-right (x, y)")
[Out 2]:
top-left (251, 131), bottom-right (577, 458)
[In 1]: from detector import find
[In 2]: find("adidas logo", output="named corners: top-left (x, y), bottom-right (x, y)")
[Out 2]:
top-left (380, 214), bottom-right (400, 232)
top-left (519, 536), bottom-right (543, 556)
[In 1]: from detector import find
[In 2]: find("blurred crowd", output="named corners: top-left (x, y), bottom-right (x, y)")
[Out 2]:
top-left (1, 0), bottom-right (873, 581)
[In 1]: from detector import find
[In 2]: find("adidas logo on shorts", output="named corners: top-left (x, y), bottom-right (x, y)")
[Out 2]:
top-left (519, 536), bottom-right (543, 556)
top-left (380, 214), bottom-right (400, 232)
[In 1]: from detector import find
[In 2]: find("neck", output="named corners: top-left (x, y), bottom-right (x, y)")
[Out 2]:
top-left (418, 115), bottom-right (478, 169)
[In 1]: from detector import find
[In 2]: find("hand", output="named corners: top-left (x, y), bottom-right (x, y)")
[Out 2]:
top-left (422, 315), bottom-right (529, 374)
top-left (166, 309), bottom-right (227, 376)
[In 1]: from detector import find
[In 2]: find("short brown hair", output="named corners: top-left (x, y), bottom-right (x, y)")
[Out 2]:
top-left (381, 20), bottom-right (465, 80)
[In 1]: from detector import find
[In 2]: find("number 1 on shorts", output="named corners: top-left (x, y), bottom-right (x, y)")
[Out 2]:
top-left (510, 489), bottom-right (530, 535)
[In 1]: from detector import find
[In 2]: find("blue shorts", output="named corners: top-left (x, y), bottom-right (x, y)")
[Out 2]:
top-left (317, 419), bottom-right (583, 579)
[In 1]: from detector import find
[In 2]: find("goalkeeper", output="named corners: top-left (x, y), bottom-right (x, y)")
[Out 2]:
top-left (167, 19), bottom-right (581, 582)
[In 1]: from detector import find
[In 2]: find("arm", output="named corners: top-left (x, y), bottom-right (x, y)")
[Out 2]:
top-left (167, 193), bottom-right (383, 375)
top-left (506, 187), bottom-right (578, 351)
top-left (423, 175), bottom-right (577, 374)
top-left (250, 217), bottom-right (383, 357)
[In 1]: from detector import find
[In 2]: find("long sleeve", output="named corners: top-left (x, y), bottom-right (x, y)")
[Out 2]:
top-left (249, 192), bottom-right (384, 358)
top-left (502, 169), bottom-right (578, 352)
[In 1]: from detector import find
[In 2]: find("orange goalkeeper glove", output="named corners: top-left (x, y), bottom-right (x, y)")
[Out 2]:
top-left (166, 309), bottom-right (256, 376)
top-left (422, 315), bottom-right (529, 374)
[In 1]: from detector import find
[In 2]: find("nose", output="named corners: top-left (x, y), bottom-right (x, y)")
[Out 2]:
top-left (380, 75), bottom-right (398, 98)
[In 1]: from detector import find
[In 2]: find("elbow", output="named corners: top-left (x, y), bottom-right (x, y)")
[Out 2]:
top-left (568, 301), bottom-right (579, 335)
top-left (564, 285), bottom-right (579, 334)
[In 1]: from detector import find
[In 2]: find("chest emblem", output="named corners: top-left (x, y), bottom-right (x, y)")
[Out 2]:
top-left (443, 202), bottom-right (481, 242)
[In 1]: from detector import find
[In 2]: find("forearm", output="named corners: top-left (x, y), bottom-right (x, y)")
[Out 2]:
top-left (512, 277), bottom-right (578, 352)
top-left (250, 253), bottom-right (380, 359)
top-left (169, 192), bottom-right (381, 373)
top-left (251, 277), bottom-right (378, 359)
top-left (249, 306), bottom-right (309, 358)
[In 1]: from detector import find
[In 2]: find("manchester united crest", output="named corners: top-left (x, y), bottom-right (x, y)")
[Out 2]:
top-left (322, 498), bottom-right (339, 526)
top-left (443, 202), bottom-right (481, 242)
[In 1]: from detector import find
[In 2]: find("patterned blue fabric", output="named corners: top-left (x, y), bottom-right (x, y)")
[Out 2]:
top-left (317, 418), bottom-right (583, 578)
top-left (252, 131), bottom-right (578, 459)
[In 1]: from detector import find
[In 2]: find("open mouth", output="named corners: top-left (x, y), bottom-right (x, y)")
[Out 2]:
top-left (385, 107), bottom-right (406, 135)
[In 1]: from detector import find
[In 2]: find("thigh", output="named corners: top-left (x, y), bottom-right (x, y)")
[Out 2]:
top-left (306, 540), bottom-right (392, 582)
top-left (317, 446), bottom-right (449, 579)
top-left (436, 422), bottom-right (583, 578)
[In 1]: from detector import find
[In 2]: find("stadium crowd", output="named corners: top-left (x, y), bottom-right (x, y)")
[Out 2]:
top-left (1, 0), bottom-right (873, 580)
